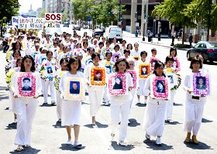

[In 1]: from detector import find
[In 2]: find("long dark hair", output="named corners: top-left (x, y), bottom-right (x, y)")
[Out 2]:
top-left (20, 55), bottom-right (36, 72)
top-left (169, 47), bottom-right (177, 57)
top-left (153, 61), bottom-right (166, 77)
top-left (67, 57), bottom-right (81, 71)
top-left (114, 58), bottom-right (130, 72)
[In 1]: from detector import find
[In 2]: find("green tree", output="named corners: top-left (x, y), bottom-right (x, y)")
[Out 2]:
top-left (38, 9), bottom-right (46, 18)
top-left (0, 0), bottom-right (20, 36)
top-left (184, 0), bottom-right (217, 41)
top-left (153, 0), bottom-right (194, 44)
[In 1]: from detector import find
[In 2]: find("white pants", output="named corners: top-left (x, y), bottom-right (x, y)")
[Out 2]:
top-left (144, 98), bottom-right (167, 137)
top-left (56, 91), bottom-right (62, 120)
top-left (184, 99), bottom-right (205, 135)
top-left (14, 98), bottom-right (38, 146)
top-left (110, 99), bottom-right (131, 141)
top-left (43, 80), bottom-right (56, 103)
top-left (88, 87), bottom-right (104, 116)
top-left (165, 90), bottom-right (176, 120)
top-left (103, 86), bottom-right (109, 103)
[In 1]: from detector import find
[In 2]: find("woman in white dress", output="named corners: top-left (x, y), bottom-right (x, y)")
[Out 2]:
top-left (59, 57), bottom-right (84, 148)
top-left (183, 58), bottom-right (209, 144)
top-left (11, 55), bottom-right (41, 152)
top-left (109, 58), bottom-right (133, 146)
top-left (143, 61), bottom-right (170, 145)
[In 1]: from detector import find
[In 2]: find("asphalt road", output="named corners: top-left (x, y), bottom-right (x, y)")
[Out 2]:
top-left (0, 30), bottom-right (217, 154)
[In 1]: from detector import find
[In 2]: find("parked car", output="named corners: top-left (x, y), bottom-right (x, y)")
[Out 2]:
top-left (187, 41), bottom-right (217, 63)
top-left (92, 28), bottom-right (104, 38)
top-left (104, 26), bottom-right (123, 42)
top-left (73, 25), bottom-right (81, 31)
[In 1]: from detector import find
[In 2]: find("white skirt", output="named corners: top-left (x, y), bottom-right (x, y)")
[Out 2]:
top-left (137, 79), bottom-right (146, 95)
top-left (61, 100), bottom-right (81, 126)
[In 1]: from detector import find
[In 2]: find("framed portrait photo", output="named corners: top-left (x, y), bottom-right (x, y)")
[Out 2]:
top-left (151, 77), bottom-right (169, 100)
top-left (193, 74), bottom-right (210, 96)
top-left (39, 54), bottom-right (47, 65)
top-left (105, 65), bottom-right (112, 74)
top-left (108, 73), bottom-right (127, 96)
top-left (64, 77), bottom-right (85, 101)
top-left (45, 65), bottom-right (55, 81)
top-left (139, 64), bottom-right (151, 79)
top-left (17, 73), bottom-right (36, 97)
top-left (90, 67), bottom-right (106, 86)
top-left (167, 73), bottom-right (177, 87)
top-left (127, 70), bottom-right (137, 89)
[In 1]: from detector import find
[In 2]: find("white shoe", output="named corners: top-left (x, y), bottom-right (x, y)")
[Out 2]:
top-left (118, 140), bottom-right (128, 146)
top-left (66, 140), bottom-right (72, 145)
top-left (155, 136), bottom-right (161, 145)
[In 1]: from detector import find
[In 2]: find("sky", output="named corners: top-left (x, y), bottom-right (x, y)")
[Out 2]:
top-left (19, 0), bottom-right (42, 13)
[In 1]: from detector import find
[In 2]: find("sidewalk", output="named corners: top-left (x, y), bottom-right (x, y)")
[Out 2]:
top-left (123, 31), bottom-right (195, 49)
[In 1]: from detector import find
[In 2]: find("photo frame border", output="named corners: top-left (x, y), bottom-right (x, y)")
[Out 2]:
top-left (151, 76), bottom-right (169, 99)
top-left (139, 64), bottom-right (151, 79)
top-left (90, 67), bottom-right (106, 86)
top-left (193, 73), bottom-right (210, 96)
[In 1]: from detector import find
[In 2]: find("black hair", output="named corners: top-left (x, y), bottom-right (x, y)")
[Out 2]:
top-left (83, 41), bottom-right (88, 46)
top-left (20, 55), bottom-right (36, 72)
top-left (46, 50), bottom-right (53, 56)
top-left (169, 47), bottom-right (177, 57)
top-left (114, 44), bottom-right (120, 50)
top-left (114, 58), bottom-right (130, 72)
top-left (87, 47), bottom-right (95, 53)
top-left (165, 56), bottom-right (174, 64)
top-left (98, 42), bottom-right (104, 46)
top-left (60, 58), bottom-right (69, 66)
top-left (153, 61), bottom-right (166, 77)
top-left (105, 52), bottom-right (112, 57)
top-left (23, 77), bottom-right (30, 82)
top-left (16, 58), bottom-right (22, 67)
top-left (91, 52), bottom-right (101, 60)
top-left (12, 41), bottom-right (22, 51)
top-left (151, 48), bottom-right (157, 53)
top-left (126, 43), bottom-right (133, 50)
top-left (12, 50), bottom-right (21, 58)
top-left (123, 49), bottom-right (130, 55)
top-left (140, 51), bottom-right (148, 57)
top-left (67, 57), bottom-right (81, 71)
top-left (121, 40), bottom-right (126, 44)
top-left (190, 57), bottom-right (202, 69)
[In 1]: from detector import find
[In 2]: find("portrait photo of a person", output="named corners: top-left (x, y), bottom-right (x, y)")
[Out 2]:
top-left (113, 77), bottom-right (123, 90)
top-left (105, 66), bottom-right (112, 74)
top-left (94, 70), bottom-right (102, 81)
top-left (47, 66), bottom-right (53, 74)
top-left (69, 81), bottom-right (80, 94)
top-left (22, 77), bottom-right (32, 91)
top-left (156, 80), bottom-right (165, 93)
top-left (168, 75), bottom-right (174, 84)
top-left (196, 77), bottom-right (206, 90)
top-left (141, 66), bottom-right (147, 75)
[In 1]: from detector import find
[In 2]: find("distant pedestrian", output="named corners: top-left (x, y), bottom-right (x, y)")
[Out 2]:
top-left (189, 34), bottom-right (193, 47)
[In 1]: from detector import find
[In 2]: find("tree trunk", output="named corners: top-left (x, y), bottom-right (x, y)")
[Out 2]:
top-left (207, 28), bottom-right (210, 41)
top-left (182, 27), bottom-right (185, 45)
top-left (0, 24), bottom-right (2, 37)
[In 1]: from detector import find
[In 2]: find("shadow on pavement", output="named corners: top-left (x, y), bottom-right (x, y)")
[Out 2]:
top-left (128, 118), bottom-right (140, 127)
top-left (83, 124), bottom-right (93, 128)
top-left (52, 121), bottom-right (65, 128)
top-left (143, 140), bottom-right (173, 150)
top-left (10, 147), bottom-right (40, 154)
top-left (173, 103), bottom-right (183, 106)
top-left (202, 118), bottom-right (213, 123)
top-left (165, 120), bottom-right (182, 125)
top-left (60, 144), bottom-right (85, 151)
top-left (136, 103), bottom-right (146, 107)
top-left (5, 122), bottom-right (17, 130)
top-left (96, 121), bottom-right (108, 128)
top-left (184, 141), bottom-right (212, 150)
top-left (111, 141), bottom-right (135, 151)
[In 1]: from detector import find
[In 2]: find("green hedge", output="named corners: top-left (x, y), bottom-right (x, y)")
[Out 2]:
top-left (173, 44), bottom-right (192, 49)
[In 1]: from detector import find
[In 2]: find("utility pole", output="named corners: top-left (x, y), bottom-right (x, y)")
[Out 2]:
top-left (141, 0), bottom-right (148, 41)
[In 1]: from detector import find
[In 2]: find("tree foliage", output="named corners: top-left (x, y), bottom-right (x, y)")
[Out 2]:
top-left (71, 0), bottom-right (124, 26)
top-left (0, 0), bottom-right (20, 22)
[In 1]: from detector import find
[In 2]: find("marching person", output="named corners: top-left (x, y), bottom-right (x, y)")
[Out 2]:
top-left (169, 47), bottom-right (181, 72)
top-left (84, 53), bottom-right (106, 127)
top-left (137, 51), bottom-right (150, 105)
top-left (59, 57), bottom-right (84, 148)
top-left (109, 58), bottom-right (133, 146)
top-left (11, 55), bottom-right (41, 152)
top-left (40, 50), bottom-right (57, 106)
top-left (183, 58), bottom-right (209, 144)
top-left (54, 58), bottom-right (69, 124)
top-left (143, 61), bottom-right (170, 145)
